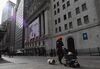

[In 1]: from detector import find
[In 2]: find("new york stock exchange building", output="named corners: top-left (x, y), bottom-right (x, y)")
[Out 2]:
top-left (23, 0), bottom-right (100, 56)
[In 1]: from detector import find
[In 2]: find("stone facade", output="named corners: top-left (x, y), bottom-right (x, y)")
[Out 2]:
top-left (23, 0), bottom-right (100, 56)
top-left (24, 0), bottom-right (52, 55)
top-left (51, 0), bottom-right (100, 55)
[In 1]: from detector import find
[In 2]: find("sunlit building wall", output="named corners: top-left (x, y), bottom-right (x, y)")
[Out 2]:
top-left (15, 0), bottom-right (24, 50)
top-left (1, 1), bottom-right (15, 51)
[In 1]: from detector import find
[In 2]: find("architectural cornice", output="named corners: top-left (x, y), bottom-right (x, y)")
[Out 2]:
top-left (51, 22), bottom-right (100, 38)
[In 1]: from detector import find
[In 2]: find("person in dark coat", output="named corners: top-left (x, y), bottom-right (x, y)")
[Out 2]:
top-left (56, 38), bottom-right (64, 64)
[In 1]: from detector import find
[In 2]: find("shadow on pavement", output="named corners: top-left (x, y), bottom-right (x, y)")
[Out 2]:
top-left (0, 58), bottom-right (11, 64)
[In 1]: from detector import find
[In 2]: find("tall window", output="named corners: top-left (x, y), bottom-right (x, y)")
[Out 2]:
top-left (84, 15), bottom-right (89, 24)
top-left (54, 10), bottom-right (56, 15)
top-left (59, 26), bottom-right (62, 32)
top-left (57, 1), bottom-right (59, 7)
top-left (63, 14), bottom-right (67, 20)
top-left (55, 19), bottom-right (57, 25)
top-left (58, 18), bottom-right (61, 23)
top-left (62, 4), bottom-right (66, 10)
top-left (57, 8), bottom-right (60, 13)
top-left (54, 4), bottom-right (56, 9)
top-left (77, 18), bottom-right (82, 26)
top-left (82, 3), bottom-right (87, 11)
top-left (76, 7), bottom-right (80, 15)
top-left (67, 1), bottom-right (70, 7)
top-left (68, 12), bottom-right (72, 18)
top-left (55, 28), bottom-right (58, 33)
top-left (64, 24), bottom-right (68, 30)
top-left (69, 22), bottom-right (73, 28)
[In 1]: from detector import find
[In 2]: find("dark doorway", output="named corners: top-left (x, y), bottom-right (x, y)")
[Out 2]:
top-left (67, 37), bottom-right (76, 54)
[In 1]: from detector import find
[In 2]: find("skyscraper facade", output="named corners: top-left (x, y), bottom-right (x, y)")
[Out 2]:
top-left (1, 1), bottom-right (15, 52)
top-left (15, 0), bottom-right (24, 51)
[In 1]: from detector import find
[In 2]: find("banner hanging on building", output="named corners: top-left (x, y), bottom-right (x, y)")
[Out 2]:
top-left (83, 32), bottom-right (88, 40)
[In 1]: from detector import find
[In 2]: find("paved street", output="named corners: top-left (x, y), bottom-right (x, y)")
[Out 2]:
top-left (0, 56), bottom-right (100, 69)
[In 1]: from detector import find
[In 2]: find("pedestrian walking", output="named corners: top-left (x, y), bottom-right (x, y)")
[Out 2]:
top-left (56, 38), bottom-right (64, 64)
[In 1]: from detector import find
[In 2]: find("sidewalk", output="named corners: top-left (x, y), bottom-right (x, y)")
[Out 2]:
top-left (0, 56), bottom-right (100, 69)
top-left (47, 55), bottom-right (100, 69)
top-left (78, 56), bottom-right (100, 69)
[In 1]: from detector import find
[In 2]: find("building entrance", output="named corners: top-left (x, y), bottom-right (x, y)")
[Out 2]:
top-left (67, 37), bottom-right (76, 54)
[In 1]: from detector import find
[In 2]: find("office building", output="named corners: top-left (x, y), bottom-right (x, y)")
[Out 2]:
top-left (15, 0), bottom-right (24, 51)
top-left (1, 1), bottom-right (15, 52)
